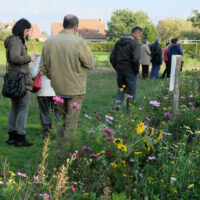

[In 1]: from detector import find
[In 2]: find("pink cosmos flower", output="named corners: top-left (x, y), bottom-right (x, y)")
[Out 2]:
top-left (104, 137), bottom-right (114, 141)
top-left (69, 153), bottom-right (79, 158)
top-left (189, 102), bottom-right (195, 110)
top-left (103, 127), bottom-right (114, 135)
top-left (39, 193), bottom-right (49, 200)
top-left (71, 102), bottom-right (80, 110)
top-left (17, 172), bottom-right (27, 178)
top-left (71, 185), bottom-right (76, 193)
top-left (53, 96), bottom-right (64, 104)
top-left (34, 176), bottom-right (40, 184)
top-left (149, 100), bottom-right (160, 107)
top-left (82, 146), bottom-right (92, 151)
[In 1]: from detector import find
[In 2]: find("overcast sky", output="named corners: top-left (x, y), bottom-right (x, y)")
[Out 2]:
top-left (0, 0), bottom-right (199, 34)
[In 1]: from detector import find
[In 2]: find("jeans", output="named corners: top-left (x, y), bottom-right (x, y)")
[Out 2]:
top-left (114, 70), bottom-right (137, 112)
top-left (150, 65), bottom-right (161, 79)
top-left (8, 91), bottom-right (30, 135)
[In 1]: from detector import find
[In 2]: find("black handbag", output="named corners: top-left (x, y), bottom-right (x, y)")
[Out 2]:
top-left (2, 72), bottom-right (26, 98)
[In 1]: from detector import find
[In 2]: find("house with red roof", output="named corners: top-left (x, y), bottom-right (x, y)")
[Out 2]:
top-left (51, 19), bottom-right (107, 42)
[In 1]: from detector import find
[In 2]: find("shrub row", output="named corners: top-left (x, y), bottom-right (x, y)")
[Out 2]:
top-left (1, 40), bottom-right (200, 55)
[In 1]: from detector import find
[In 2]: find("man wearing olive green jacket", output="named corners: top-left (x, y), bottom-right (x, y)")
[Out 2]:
top-left (40, 14), bottom-right (95, 160)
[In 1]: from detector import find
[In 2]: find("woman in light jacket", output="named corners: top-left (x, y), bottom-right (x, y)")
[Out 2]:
top-left (30, 56), bottom-right (59, 138)
top-left (140, 39), bottom-right (151, 79)
top-left (4, 18), bottom-right (37, 147)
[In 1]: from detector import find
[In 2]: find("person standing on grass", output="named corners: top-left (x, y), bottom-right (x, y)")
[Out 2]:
top-left (167, 37), bottom-right (183, 71)
top-left (40, 14), bottom-right (95, 160)
top-left (162, 42), bottom-right (171, 78)
top-left (30, 56), bottom-right (60, 139)
top-left (150, 37), bottom-right (162, 79)
top-left (140, 39), bottom-right (151, 79)
top-left (4, 18), bottom-right (37, 147)
top-left (110, 26), bottom-right (143, 113)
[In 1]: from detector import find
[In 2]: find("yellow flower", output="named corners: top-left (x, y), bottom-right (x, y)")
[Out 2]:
top-left (155, 131), bottom-right (163, 143)
top-left (10, 171), bottom-right (15, 177)
top-left (161, 179), bottom-right (165, 184)
top-left (150, 128), bottom-right (155, 136)
top-left (173, 189), bottom-right (178, 193)
top-left (111, 163), bottom-right (117, 168)
top-left (97, 150), bottom-right (105, 156)
top-left (163, 107), bottom-right (167, 111)
top-left (123, 173), bottom-right (127, 177)
top-left (117, 143), bottom-right (127, 152)
top-left (120, 88), bottom-right (124, 92)
top-left (195, 130), bottom-right (200, 135)
top-left (188, 184), bottom-right (194, 189)
top-left (147, 176), bottom-right (151, 182)
top-left (134, 151), bottom-right (143, 155)
top-left (143, 138), bottom-right (151, 152)
top-left (113, 138), bottom-right (123, 145)
top-left (120, 159), bottom-right (126, 167)
top-left (122, 84), bottom-right (126, 88)
top-left (136, 122), bottom-right (145, 135)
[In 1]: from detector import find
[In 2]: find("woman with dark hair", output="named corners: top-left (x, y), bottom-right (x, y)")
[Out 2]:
top-left (4, 18), bottom-right (37, 147)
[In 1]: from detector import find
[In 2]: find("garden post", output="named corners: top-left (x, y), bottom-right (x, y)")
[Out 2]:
top-left (171, 55), bottom-right (182, 119)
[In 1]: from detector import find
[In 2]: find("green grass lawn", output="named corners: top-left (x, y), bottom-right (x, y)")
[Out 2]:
top-left (0, 69), bottom-right (169, 173)
top-left (0, 67), bottom-right (200, 199)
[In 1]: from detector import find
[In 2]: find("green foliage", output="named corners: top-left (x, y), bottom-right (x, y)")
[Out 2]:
top-left (0, 30), bottom-right (12, 41)
top-left (188, 9), bottom-right (200, 28)
top-left (157, 18), bottom-right (196, 41)
top-left (107, 9), bottom-right (157, 42)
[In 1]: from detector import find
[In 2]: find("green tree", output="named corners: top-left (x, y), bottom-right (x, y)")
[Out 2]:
top-left (0, 29), bottom-right (12, 41)
top-left (188, 10), bottom-right (200, 28)
top-left (157, 18), bottom-right (193, 41)
top-left (106, 9), bottom-right (157, 42)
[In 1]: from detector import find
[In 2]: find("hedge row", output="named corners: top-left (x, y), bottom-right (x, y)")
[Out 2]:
top-left (1, 41), bottom-right (200, 55)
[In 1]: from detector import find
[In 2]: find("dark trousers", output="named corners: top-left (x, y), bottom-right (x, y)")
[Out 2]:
top-left (142, 65), bottom-right (149, 78)
top-left (162, 61), bottom-right (171, 78)
top-left (113, 70), bottom-right (137, 113)
top-left (37, 96), bottom-right (59, 136)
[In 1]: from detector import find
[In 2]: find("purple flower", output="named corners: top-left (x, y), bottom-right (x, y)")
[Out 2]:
top-left (189, 102), bottom-right (195, 110)
top-left (82, 146), bottom-right (92, 151)
top-left (104, 137), bottom-right (114, 141)
top-left (164, 112), bottom-right (172, 120)
top-left (84, 114), bottom-right (92, 120)
top-left (105, 115), bottom-right (114, 121)
top-left (39, 193), bottom-right (49, 200)
top-left (103, 127), bottom-right (114, 135)
top-left (181, 95), bottom-right (185, 100)
top-left (90, 153), bottom-right (99, 158)
top-left (148, 156), bottom-right (156, 160)
top-left (71, 102), bottom-right (80, 110)
top-left (129, 158), bottom-right (134, 163)
top-left (149, 100), bottom-right (160, 107)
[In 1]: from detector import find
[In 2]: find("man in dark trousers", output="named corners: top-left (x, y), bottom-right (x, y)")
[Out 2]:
top-left (150, 37), bottom-right (162, 79)
top-left (110, 26), bottom-right (143, 113)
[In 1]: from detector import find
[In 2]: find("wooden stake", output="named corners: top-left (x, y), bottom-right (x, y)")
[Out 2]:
top-left (172, 55), bottom-right (182, 119)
